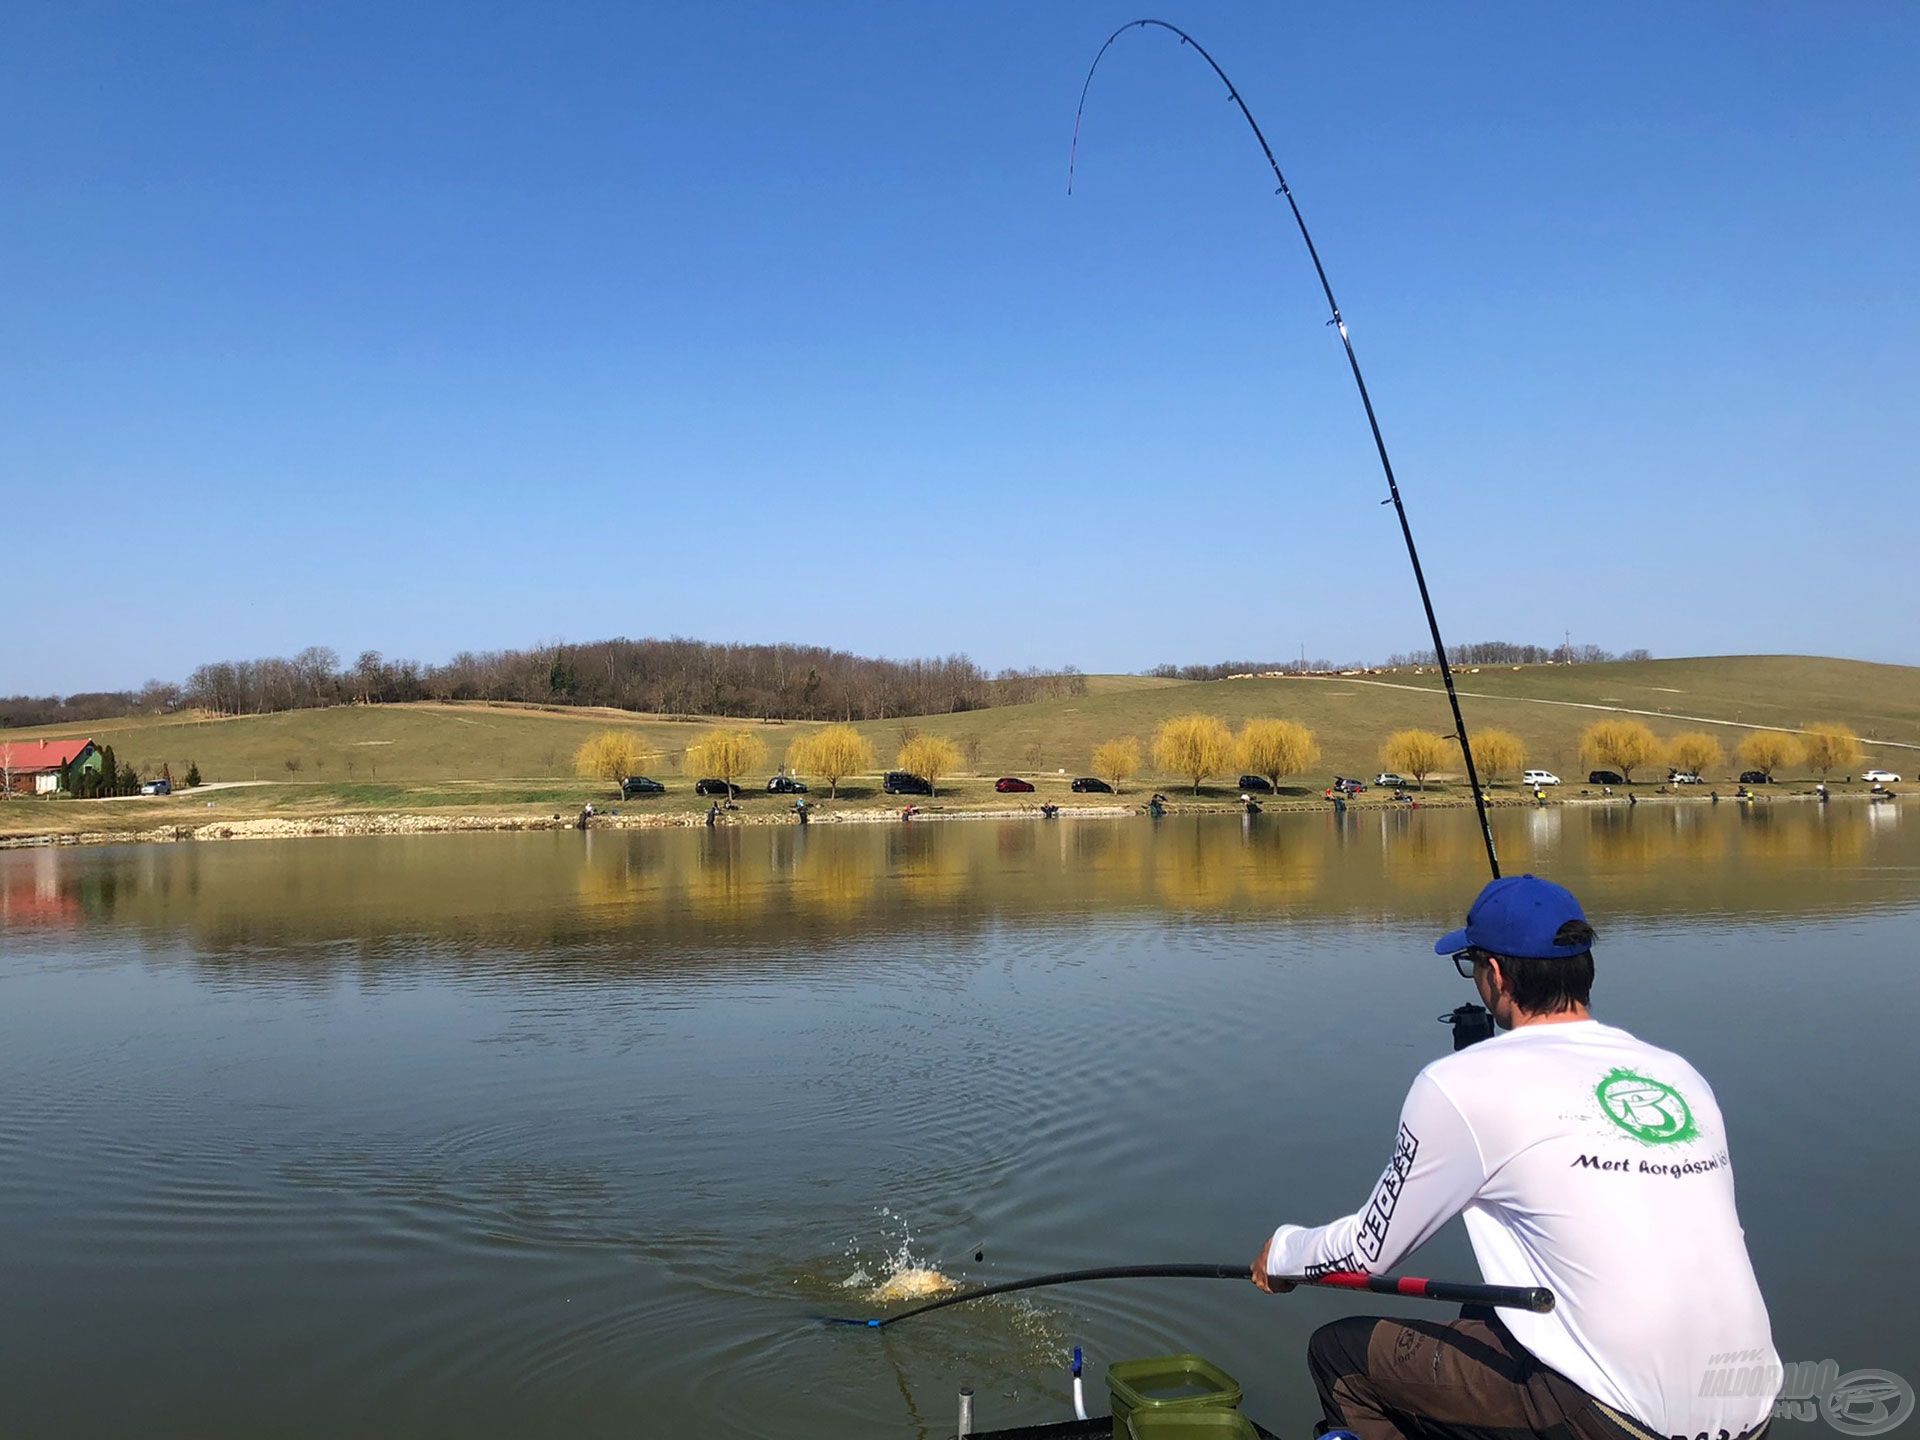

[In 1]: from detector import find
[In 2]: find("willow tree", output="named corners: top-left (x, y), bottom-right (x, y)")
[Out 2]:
top-left (1091, 736), bottom-right (1143, 795)
top-left (1664, 731), bottom-right (1724, 778)
top-left (1798, 723), bottom-right (1862, 778)
top-left (1153, 714), bottom-right (1234, 794)
top-left (574, 731), bottom-right (647, 792)
top-left (1465, 728), bottom-right (1525, 786)
top-left (1380, 729), bottom-right (1448, 790)
top-left (1580, 719), bottom-right (1660, 783)
top-left (1735, 730), bottom-right (1800, 782)
top-left (787, 724), bottom-right (876, 798)
top-left (1235, 718), bottom-right (1320, 792)
top-left (897, 735), bottom-right (964, 797)
top-left (688, 728), bottom-right (769, 800)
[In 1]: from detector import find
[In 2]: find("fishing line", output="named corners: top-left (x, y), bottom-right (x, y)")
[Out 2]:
top-left (1071, 18), bottom-right (1500, 879)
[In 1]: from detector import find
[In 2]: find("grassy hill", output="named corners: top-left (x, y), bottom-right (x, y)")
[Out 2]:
top-left (2, 655), bottom-right (1913, 839)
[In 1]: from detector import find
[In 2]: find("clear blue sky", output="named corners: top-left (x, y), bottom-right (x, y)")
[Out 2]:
top-left (6, 3), bottom-right (1917, 693)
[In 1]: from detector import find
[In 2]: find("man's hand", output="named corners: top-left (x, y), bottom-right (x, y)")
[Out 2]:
top-left (1250, 1234), bottom-right (1296, 1294)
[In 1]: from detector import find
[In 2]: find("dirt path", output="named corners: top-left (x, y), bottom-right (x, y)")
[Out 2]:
top-left (1315, 678), bottom-right (1920, 751)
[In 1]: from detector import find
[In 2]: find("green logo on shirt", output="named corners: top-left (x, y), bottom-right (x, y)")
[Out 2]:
top-left (1595, 1068), bottom-right (1698, 1145)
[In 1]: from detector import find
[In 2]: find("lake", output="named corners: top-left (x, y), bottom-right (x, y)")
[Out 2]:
top-left (1, 800), bottom-right (1915, 1438)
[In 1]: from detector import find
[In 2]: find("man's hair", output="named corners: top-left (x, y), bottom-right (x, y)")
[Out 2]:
top-left (1496, 920), bottom-right (1596, 1014)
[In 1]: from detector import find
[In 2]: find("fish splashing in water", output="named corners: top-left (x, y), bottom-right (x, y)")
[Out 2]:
top-left (869, 1265), bottom-right (960, 1303)
top-left (841, 1211), bottom-right (962, 1303)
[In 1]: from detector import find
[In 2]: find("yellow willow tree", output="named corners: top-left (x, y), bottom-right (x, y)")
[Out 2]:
top-left (1380, 729), bottom-right (1449, 790)
top-left (1580, 718), bottom-right (1660, 783)
top-left (1091, 736), bottom-right (1143, 795)
top-left (1735, 730), bottom-right (1801, 781)
top-left (1664, 731), bottom-right (1724, 778)
top-left (1153, 714), bottom-right (1235, 795)
top-left (1465, 728), bottom-right (1525, 786)
top-left (787, 724), bottom-right (876, 798)
top-left (1235, 718), bottom-right (1321, 792)
top-left (897, 735), bottom-right (964, 797)
top-left (688, 728), bottom-right (769, 800)
top-left (573, 731), bottom-right (647, 792)
top-left (1798, 723), bottom-right (1863, 778)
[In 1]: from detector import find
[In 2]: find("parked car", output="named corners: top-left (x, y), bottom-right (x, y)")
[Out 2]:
top-left (1667, 770), bottom-right (1703, 785)
top-left (1237, 774), bottom-right (1273, 793)
top-left (1374, 772), bottom-right (1406, 789)
top-left (1862, 769), bottom-right (1903, 783)
top-left (995, 777), bottom-right (1035, 793)
top-left (1523, 769), bottom-right (1562, 787)
top-left (1071, 777), bottom-right (1113, 794)
top-left (694, 778), bottom-right (733, 797)
top-left (883, 771), bottom-right (932, 796)
top-left (621, 776), bottom-right (665, 798)
top-left (1738, 771), bottom-right (1773, 785)
top-left (1331, 776), bottom-right (1366, 795)
top-left (139, 778), bottom-right (172, 796)
top-left (1587, 770), bottom-right (1624, 786)
top-left (766, 775), bottom-right (809, 794)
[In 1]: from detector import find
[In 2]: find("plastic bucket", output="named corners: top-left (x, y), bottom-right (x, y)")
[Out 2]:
top-left (1107, 1354), bottom-right (1243, 1436)
top-left (1126, 1410), bottom-right (1257, 1440)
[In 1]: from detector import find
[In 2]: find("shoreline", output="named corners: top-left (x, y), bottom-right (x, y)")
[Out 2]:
top-left (0, 787), bottom-right (1892, 851)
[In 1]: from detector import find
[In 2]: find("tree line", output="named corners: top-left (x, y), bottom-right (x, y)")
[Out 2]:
top-left (0, 633), bottom-right (1651, 732)
top-left (1, 639), bottom-right (1093, 729)
top-left (1385, 641), bottom-right (1652, 668)
top-left (1148, 639), bottom-right (1652, 682)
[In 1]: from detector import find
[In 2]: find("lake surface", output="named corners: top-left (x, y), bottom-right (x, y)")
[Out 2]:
top-left (3, 801), bottom-right (1917, 1438)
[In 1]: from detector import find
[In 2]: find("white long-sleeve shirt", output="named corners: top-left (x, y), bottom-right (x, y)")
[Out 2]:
top-left (1266, 1019), bottom-right (1777, 1439)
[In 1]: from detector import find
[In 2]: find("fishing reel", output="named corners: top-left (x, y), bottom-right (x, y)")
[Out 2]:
top-left (1439, 1003), bottom-right (1496, 1051)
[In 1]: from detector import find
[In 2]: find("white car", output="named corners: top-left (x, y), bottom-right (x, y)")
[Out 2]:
top-left (1667, 770), bottom-right (1703, 785)
top-left (1375, 772), bottom-right (1407, 788)
top-left (1522, 769), bottom-right (1561, 787)
top-left (1862, 769), bottom-right (1902, 783)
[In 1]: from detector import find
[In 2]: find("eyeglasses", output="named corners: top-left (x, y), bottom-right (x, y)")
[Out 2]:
top-left (1452, 947), bottom-right (1491, 979)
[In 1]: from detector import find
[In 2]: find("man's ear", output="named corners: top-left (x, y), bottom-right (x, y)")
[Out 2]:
top-left (1483, 954), bottom-right (1507, 997)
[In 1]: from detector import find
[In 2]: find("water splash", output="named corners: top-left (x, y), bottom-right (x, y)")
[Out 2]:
top-left (838, 1206), bottom-right (962, 1303)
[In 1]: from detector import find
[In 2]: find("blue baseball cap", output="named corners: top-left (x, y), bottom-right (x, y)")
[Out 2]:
top-left (1434, 875), bottom-right (1592, 960)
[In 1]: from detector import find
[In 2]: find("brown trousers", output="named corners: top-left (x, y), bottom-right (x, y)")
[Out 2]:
top-left (1308, 1315), bottom-right (1650, 1440)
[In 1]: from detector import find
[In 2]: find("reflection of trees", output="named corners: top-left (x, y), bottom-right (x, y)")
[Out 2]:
top-left (5, 802), bottom-right (1906, 984)
top-left (1736, 804), bottom-right (1866, 865)
top-left (1587, 807), bottom-right (1727, 868)
top-left (1144, 817), bottom-right (1323, 911)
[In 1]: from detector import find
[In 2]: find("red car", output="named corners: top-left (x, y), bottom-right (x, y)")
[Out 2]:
top-left (995, 777), bottom-right (1035, 793)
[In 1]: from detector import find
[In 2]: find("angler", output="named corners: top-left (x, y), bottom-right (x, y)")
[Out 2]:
top-left (1253, 875), bottom-right (1779, 1440)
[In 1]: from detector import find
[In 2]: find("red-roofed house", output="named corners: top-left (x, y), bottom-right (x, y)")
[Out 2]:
top-left (0, 738), bottom-right (102, 795)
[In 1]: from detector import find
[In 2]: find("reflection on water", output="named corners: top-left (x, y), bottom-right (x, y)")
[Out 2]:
top-left (1, 802), bottom-right (1916, 1440)
top-left (3, 803), bottom-right (1911, 963)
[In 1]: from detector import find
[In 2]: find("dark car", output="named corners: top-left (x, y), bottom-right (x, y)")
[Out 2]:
top-left (1738, 770), bottom-right (1773, 785)
top-left (1588, 770), bottom-right (1625, 786)
top-left (621, 776), bottom-right (665, 798)
top-left (766, 776), bottom-right (809, 794)
top-left (995, 777), bottom-right (1035, 793)
top-left (1331, 776), bottom-right (1367, 795)
top-left (1070, 777), bottom-right (1113, 794)
top-left (1237, 774), bottom-right (1273, 793)
top-left (694, 778), bottom-right (733, 797)
top-left (883, 771), bottom-right (932, 796)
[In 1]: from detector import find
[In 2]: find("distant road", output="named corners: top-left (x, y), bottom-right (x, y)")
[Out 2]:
top-left (1313, 677), bottom-right (1920, 752)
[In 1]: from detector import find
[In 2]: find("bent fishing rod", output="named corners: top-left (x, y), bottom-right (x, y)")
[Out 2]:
top-left (1072, 18), bottom-right (1499, 880)
top-left (822, 1263), bottom-right (1552, 1329)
